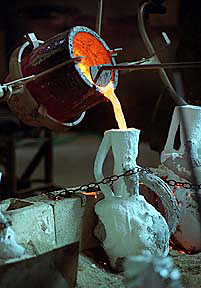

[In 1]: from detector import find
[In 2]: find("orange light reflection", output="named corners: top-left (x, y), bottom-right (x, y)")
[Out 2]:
top-left (81, 191), bottom-right (98, 199)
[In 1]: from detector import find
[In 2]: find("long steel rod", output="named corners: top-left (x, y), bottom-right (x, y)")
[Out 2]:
top-left (2, 56), bottom-right (84, 94)
top-left (96, 0), bottom-right (103, 35)
top-left (31, 56), bottom-right (85, 81)
top-left (93, 61), bottom-right (201, 83)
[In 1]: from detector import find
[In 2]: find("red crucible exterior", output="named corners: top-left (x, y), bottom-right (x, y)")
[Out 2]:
top-left (8, 26), bottom-right (118, 132)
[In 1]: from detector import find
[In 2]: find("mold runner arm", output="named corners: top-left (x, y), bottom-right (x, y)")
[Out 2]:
top-left (94, 133), bottom-right (115, 198)
top-left (160, 106), bottom-right (180, 163)
top-left (137, 2), bottom-right (187, 106)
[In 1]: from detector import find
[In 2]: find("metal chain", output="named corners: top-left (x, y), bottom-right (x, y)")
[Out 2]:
top-left (42, 167), bottom-right (152, 201)
top-left (163, 179), bottom-right (201, 190)
top-left (42, 167), bottom-right (201, 201)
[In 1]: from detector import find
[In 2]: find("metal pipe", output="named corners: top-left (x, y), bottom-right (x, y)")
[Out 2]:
top-left (96, 0), bottom-right (103, 35)
top-left (138, 2), bottom-right (187, 106)
top-left (44, 129), bottom-right (53, 183)
top-left (21, 141), bottom-right (48, 180)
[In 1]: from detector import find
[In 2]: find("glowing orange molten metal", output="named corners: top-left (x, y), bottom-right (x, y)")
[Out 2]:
top-left (99, 82), bottom-right (127, 130)
top-left (73, 32), bottom-right (112, 84)
top-left (73, 32), bottom-right (127, 130)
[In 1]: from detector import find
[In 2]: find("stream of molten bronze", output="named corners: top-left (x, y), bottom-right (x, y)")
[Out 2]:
top-left (76, 60), bottom-right (127, 129)
top-left (76, 59), bottom-right (127, 129)
top-left (73, 31), bottom-right (127, 130)
top-left (99, 81), bottom-right (127, 130)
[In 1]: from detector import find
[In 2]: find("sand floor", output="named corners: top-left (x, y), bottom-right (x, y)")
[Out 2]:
top-left (77, 250), bottom-right (201, 288)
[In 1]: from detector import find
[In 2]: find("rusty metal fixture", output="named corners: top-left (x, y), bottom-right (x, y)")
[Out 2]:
top-left (8, 26), bottom-right (118, 132)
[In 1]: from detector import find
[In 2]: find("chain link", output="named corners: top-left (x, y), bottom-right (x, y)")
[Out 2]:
top-left (42, 166), bottom-right (201, 201)
top-left (42, 167), bottom-right (152, 200)
top-left (164, 179), bottom-right (201, 190)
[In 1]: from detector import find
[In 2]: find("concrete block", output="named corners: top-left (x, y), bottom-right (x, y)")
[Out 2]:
top-left (52, 198), bottom-right (84, 247)
top-left (2, 198), bottom-right (56, 255)
top-left (26, 195), bottom-right (85, 248)
top-left (0, 195), bottom-right (85, 288)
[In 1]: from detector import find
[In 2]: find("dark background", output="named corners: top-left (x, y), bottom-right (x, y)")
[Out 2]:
top-left (0, 0), bottom-right (200, 151)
